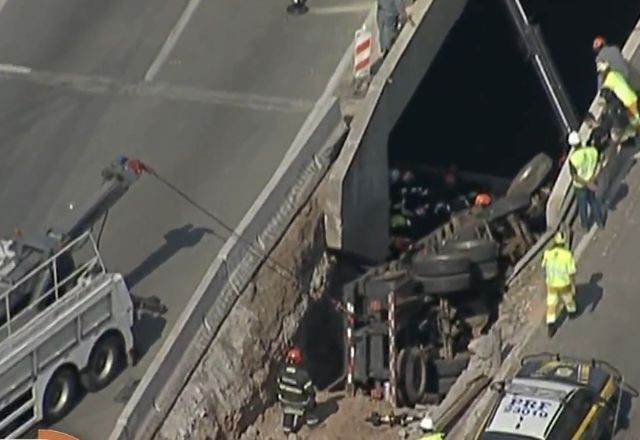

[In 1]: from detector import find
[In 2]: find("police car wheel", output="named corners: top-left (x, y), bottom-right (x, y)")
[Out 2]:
top-left (411, 251), bottom-right (471, 277)
top-left (81, 333), bottom-right (127, 392)
top-left (43, 367), bottom-right (80, 423)
top-left (416, 272), bottom-right (471, 294)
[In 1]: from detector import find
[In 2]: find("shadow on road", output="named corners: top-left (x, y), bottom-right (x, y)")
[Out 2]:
top-left (125, 223), bottom-right (213, 288)
top-left (315, 394), bottom-right (342, 425)
top-left (576, 272), bottom-right (604, 317)
top-left (607, 182), bottom-right (629, 211)
top-left (132, 312), bottom-right (167, 360)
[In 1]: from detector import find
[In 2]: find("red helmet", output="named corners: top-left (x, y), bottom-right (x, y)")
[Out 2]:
top-left (474, 193), bottom-right (492, 207)
top-left (593, 36), bottom-right (606, 51)
top-left (286, 347), bottom-right (302, 365)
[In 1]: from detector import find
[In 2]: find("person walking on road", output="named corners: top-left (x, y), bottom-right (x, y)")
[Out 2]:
top-left (377, 0), bottom-right (408, 57)
top-left (567, 131), bottom-right (605, 231)
top-left (593, 36), bottom-right (630, 90)
top-left (542, 231), bottom-right (577, 338)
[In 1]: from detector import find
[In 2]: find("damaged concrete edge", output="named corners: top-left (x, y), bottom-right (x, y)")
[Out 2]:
top-left (325, 0), bottom-right (442, 251)
top-left (109, 97), bottom-right (346, 440)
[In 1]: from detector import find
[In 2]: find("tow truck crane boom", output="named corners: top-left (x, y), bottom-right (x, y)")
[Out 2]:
top-left (0, 155), bottom-right (151, 319)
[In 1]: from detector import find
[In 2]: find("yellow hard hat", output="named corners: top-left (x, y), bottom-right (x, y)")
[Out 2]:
top-left (554, 231), bottom-right (567, 245)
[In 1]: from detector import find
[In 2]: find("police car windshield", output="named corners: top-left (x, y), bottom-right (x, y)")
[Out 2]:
top-left (481, 433), bottom-right (538, 440)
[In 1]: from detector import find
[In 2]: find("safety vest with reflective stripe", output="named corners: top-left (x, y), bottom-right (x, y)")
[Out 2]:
top-left (542, 247), bottom-right (576, 288)
top-left (417, 434), bottom-right (445, 440)
top-left (603, 70), bottom-right (637, 107)
top-left (569, 146), bottom-right (599, 188)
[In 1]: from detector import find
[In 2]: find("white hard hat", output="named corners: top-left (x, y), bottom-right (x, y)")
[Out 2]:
top-left (567, 131), bottom-right (581, 146)
top-left (420, 416), bottom-right (434, 431)
top-left (596, 60), bottom-right (609, 73)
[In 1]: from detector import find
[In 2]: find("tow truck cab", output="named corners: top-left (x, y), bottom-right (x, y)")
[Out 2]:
top-left (476, 353), bottom-right (621, 440)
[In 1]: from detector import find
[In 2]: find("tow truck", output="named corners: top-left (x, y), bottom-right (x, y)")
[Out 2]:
top-left (0, 156), bottom-right (165, 438)
top-left (475, 353), bottom-right (624, 440)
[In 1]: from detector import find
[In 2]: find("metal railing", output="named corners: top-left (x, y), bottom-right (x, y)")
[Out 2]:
top-left (0, 231), bottom-right (105, 345)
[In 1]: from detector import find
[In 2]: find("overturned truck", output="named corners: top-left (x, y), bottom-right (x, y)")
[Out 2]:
top-left (340, 153), bottom-right (556, 408)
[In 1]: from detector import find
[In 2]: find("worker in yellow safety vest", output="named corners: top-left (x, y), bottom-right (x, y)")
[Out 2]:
top-left (542, 231), bottom-right (577, 338)
top-left (597, 59), bottom-right (640, 128)
top-left (417, 417), bottom-right (445, 440)
top-left (567, 131), bottom-right (605, 231)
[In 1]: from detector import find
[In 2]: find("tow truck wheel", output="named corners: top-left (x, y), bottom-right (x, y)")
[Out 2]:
top-left (43, 367), bottom-right (80, 423)
top-left (81, 333), bottom-right (126, 392)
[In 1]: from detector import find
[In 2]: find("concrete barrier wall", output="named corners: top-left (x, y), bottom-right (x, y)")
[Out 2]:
top-left (325, 0), bottom-right (468, 262)
top-left (110, 95), bottom-right (347, 440)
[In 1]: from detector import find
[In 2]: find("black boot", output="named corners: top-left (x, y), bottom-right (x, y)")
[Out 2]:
top-left (547, 323), bottom-right (555, 338)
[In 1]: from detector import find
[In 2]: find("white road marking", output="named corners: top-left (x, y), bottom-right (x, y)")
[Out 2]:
top-left (310, 3), bottom-right (371, 15)
top-left (0, 63), bottom-right (32, 74)
top-left (0, 65), bottom-right (314, 113)
top-left (144, 0), bottom-right (203, 81)
top-left (0, 0), bottom-right (9, 15)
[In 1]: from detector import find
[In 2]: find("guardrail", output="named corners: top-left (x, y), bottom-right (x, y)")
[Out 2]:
top-left (109, 80), bottom-right (349, 440)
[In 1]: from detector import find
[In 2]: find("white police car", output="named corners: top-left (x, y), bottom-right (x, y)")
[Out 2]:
top-left (475, 353), bottom-right (623, 440)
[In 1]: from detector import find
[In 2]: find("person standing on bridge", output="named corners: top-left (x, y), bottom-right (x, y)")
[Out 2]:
top-left (593, 36), bottom-right (630, 91)
top-left (377, 0), bottom-right (408, 57)
top-left (542, 231), bottom-right (577, 338)
top-left (567, 130), bottom-right (605, 231)
top-left (597, 60), bottom-right (640, 129)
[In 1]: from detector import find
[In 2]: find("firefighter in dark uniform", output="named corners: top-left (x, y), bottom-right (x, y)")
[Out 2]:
top-left (277, 347), bottom-right (319, 431)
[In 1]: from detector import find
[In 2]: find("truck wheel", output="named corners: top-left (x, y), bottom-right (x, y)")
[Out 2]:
top-left (43, 367), bottom-right (80, 423)
top-left (416, 272), bottom-right (471, 295)
top-left (401, 347), bottom-right (427, 406)
top-left (476, 193), bottom-right (531, 222)
top-left (433, 354), bottom-right (471, 378)
top-left (438, 376), bottom-right (458, 396)
top-left (444, 239), bottom-right (498, 263)
top-left (411, 251), bottom-right (470, 277)
top-left (506, 153), bottom-right (553, 196)
top-left (81, 334), bottom-right (126, 392)
top-left (475, 260), bottom-right (500, 280)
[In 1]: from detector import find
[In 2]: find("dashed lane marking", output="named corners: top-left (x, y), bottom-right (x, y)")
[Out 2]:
top-left (0, 65), bottom-right (314, 113)
top-left (309, 3), bottom-right (371, 15)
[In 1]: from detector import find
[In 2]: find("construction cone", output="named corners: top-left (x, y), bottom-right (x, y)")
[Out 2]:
top-left (287, 0), bottom-right (308, 15)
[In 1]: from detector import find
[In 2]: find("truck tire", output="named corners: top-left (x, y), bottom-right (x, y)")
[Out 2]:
top-left (475, 260), bottom-right (500, 280)
top-left (507, 153), bottom-right (553, 197)
top-left (445, 239), bottom-right (498, 263)
top-left (477, 193), bottom-right (531, 222)
top-left (401, 347), bottom-right (427, 406)
top-left (433, 354), bottom-right (471, 378)
top-left (81, 333), bottom-right (127, 392)
top-left (411, 251), bottom-right (470, 277)
top-left (43, 366), bottom-right (80, 423)
top-left (438, 376), bottom-right (459, 396)
top-left (363, 271), bottom-right (410, 297)
top-left (416, 272), bottom-right (471, 295)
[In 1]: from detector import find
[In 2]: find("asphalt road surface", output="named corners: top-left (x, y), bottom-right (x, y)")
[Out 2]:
top-left (525, 152), bottom-right (640, 439)
top-left (0, 0), bottom-right (368, 437)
